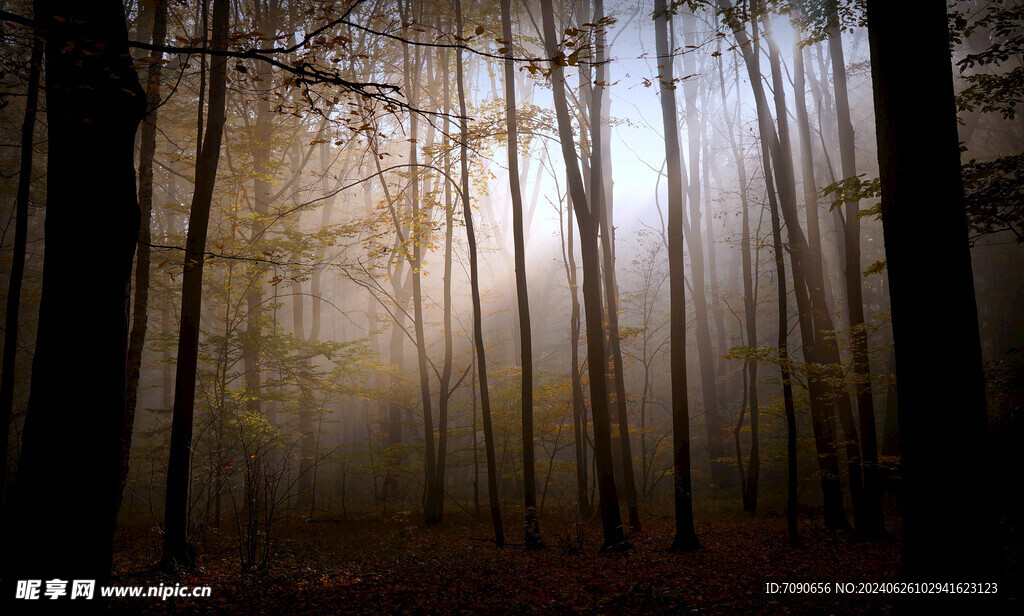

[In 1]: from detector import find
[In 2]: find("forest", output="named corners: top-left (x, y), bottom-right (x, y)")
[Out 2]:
top-left (0, 0), bottom-right (1021, 613)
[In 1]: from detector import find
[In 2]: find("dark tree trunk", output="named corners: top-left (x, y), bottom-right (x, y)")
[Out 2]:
top-left (9, 0), bottom-right (144, 591)
top-left (761, 138), bottom-right (802, 549)
top-left (437, 34), bottom-right (457, 532)
top-left (162, 0), bottom-right (229, 569)
top-left (397, 4), bottom-right (439, 526)
top-left (590, 0), bottom-right (641, 533)
top-left (541, 0), bottom-right (628, 552)
top-left (681, 10), bottom-right (728, 489)
top-left (717, 33), bottom-right (760, 514)
top-left (243, 0), bottom-right (278, 435)
top-left (456, 0), bottom-right (503, 548)
top-left (719, 0), bottom-right (848, 530)
top-left (827, 20), bottom-right (885, 538)
top-left (121, 0), bottom-right (168, 518)
top-left (560, 188), bottom-right (590, 519)
top-left (655, 0), bottom-right (700, 552)
top-left (500, 0), bottom-right (542, 549)
top-left (0, 0), bottom-right (43, 504)
top-left (866, 0), bottom-right (1001, 584)
top-left (764, 14), bottom-right (862, 533)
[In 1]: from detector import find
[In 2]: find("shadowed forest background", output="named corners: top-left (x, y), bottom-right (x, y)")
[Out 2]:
top-left (0, 0), bottom-right (1021, 614)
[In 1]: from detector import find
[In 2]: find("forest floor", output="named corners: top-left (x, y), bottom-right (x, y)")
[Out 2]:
top-left (105, 506), bottom-right (913, 615)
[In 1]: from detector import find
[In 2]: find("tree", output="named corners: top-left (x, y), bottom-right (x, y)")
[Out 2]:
top-left (680, 9), bottom-right (729, 489)
top-left (456, 0), bottom-right (504, 548)
top-left (162, 0), bottom-right (229, 569)
top-left (8, 0), bottom-right (145, 591)
top-left (0, 0), bottom-right (42, 505)
top-left (500, 0), bottom-right (542, 549)
top-left (716, 39), bottom-right (761, 513)
top-left (121, 0), bottom-right (168, 515)
top-left (718, 0), bottom-right (849, 530)
top-left (655, 0), bottom-right (700, 553)
top-left (540, 0), bottom-right (628, 552)
top-left (866, 0), bottom-right (1001, 584)
top-left (825, 5), bottom-right (885, 538)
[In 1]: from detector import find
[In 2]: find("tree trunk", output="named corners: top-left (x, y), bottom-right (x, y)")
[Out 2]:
top-left (762, 19), bottom-right (865, 532)
top-left (0, 0), bottom-right (43, 504)
top-left (719, 0), bottom-right (848, 529)
top-left (243, 0), bottom-right (278, 434)
top-left (456, 0), bottom-right (503, 547)
top-left (10, 0), bottom-right (144, 589)
top-left (655, 0), bottom-right (700, 552)
top-left (866, 0), bottom-right (1001, 584)
top-left (589, 0), bottom-right (642, 533)
top-left (560, 186), bottom-right (590, 519)
top-left (162, 0), bottom-right (229, 569)
top-left (681, 11), bottom-right (728, 488)
top-left (761, 136), bottom-right (802, 549)
top-left (396, 4), bottom-right (439, 526)
top-left (500, 0), bottom-right (542, 549)
top-left (717, 46), bottom-right (760, 513)
top-left (121, 0), bottom-right (167, 518)
top-left (434, 34), bottom-right (457, 532)
top-left (827, 19), bottom-right (885, 538)
top-left (541, 0), bottom-right (628, 552)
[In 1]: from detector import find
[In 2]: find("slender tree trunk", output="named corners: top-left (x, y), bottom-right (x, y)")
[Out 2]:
top-left (162, 0), bottom-right (229, 569)
top-left (455, 0), bottom-right (503, 547)
top-left (121, 0), bottom-right (168, 517)
top-left (791, 19), bottom-right (825, 282)
top-left (9, 0), bottom-right (145, 590)
top-left (500, 0), bottom-right (542, 548)
top-left (681, 11), bottom-right (728, 488)
top-left (397, 6), bottom-right (439, 526)
top-left (589, 0), bottom-right (641, 533)
top-left (721, 59), bottom-right (760, 512)
top-left (436, 37), bottom-right (457, 532)
top-left (560, 190), bottom-right (590, 519)
top-left (761, 138), bottom-right (802, 548)
top-left (0, 1), bottom-right (43, 504)
top-left (827, 20), bottom-right (885, 538)
top-left (704, 135), bottom-right (729, 448)
top-left (243, 0), bottom-right (277, 429)
top-left (866, 0), bottom-right (1001, 584)
top-left (763, 19), bottom-right (865, 532)
top-left (655, 0), bottom-right (700, 552)
top-left (719, 0), bottom-right (848, 529)
top-left (541, 0), bottom-right (628, 552)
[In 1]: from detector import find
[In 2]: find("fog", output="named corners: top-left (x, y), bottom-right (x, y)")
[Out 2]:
top-left (0, 0), bottom-right (1020, 609)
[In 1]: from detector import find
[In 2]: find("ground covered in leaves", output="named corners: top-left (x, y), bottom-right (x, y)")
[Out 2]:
top-left (105, 507), bottom-right (916, 615)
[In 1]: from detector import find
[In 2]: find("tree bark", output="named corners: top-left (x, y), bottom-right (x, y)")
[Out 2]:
top-left (761, 135), bottom-right (802, 548)
top-left (866, 0), bottom-right (1001, 584)
top-left (717, 43), bottom-right (760, 513)
top-left (719, 0), bottom-right (850, 529)
top-left (655, 0), bottom-right (700, 552)
top-left (121, 0), bottom-right (168, 519)
top-left (162, 0), bottom-right (229, 569)
top-left (559, 184), bottom-right (590, 519)
top-left (456, 0), bottom-right (504, 548)
top-left (589, 0), bottom-right (642, 533)
top-left (9, 0), bottom-right (145, 591)
top-left (541, 0), bottom-right (628, 552)
top-left (500, 0), bottom-right (542, 548)
top-left (827, 18), bottom-right (885, 538)
top-left (0, 0), bottom-right (43, 504)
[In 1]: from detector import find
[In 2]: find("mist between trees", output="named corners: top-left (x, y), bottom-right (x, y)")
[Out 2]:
top-left (0, 0), bottom-right (1020, 609)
